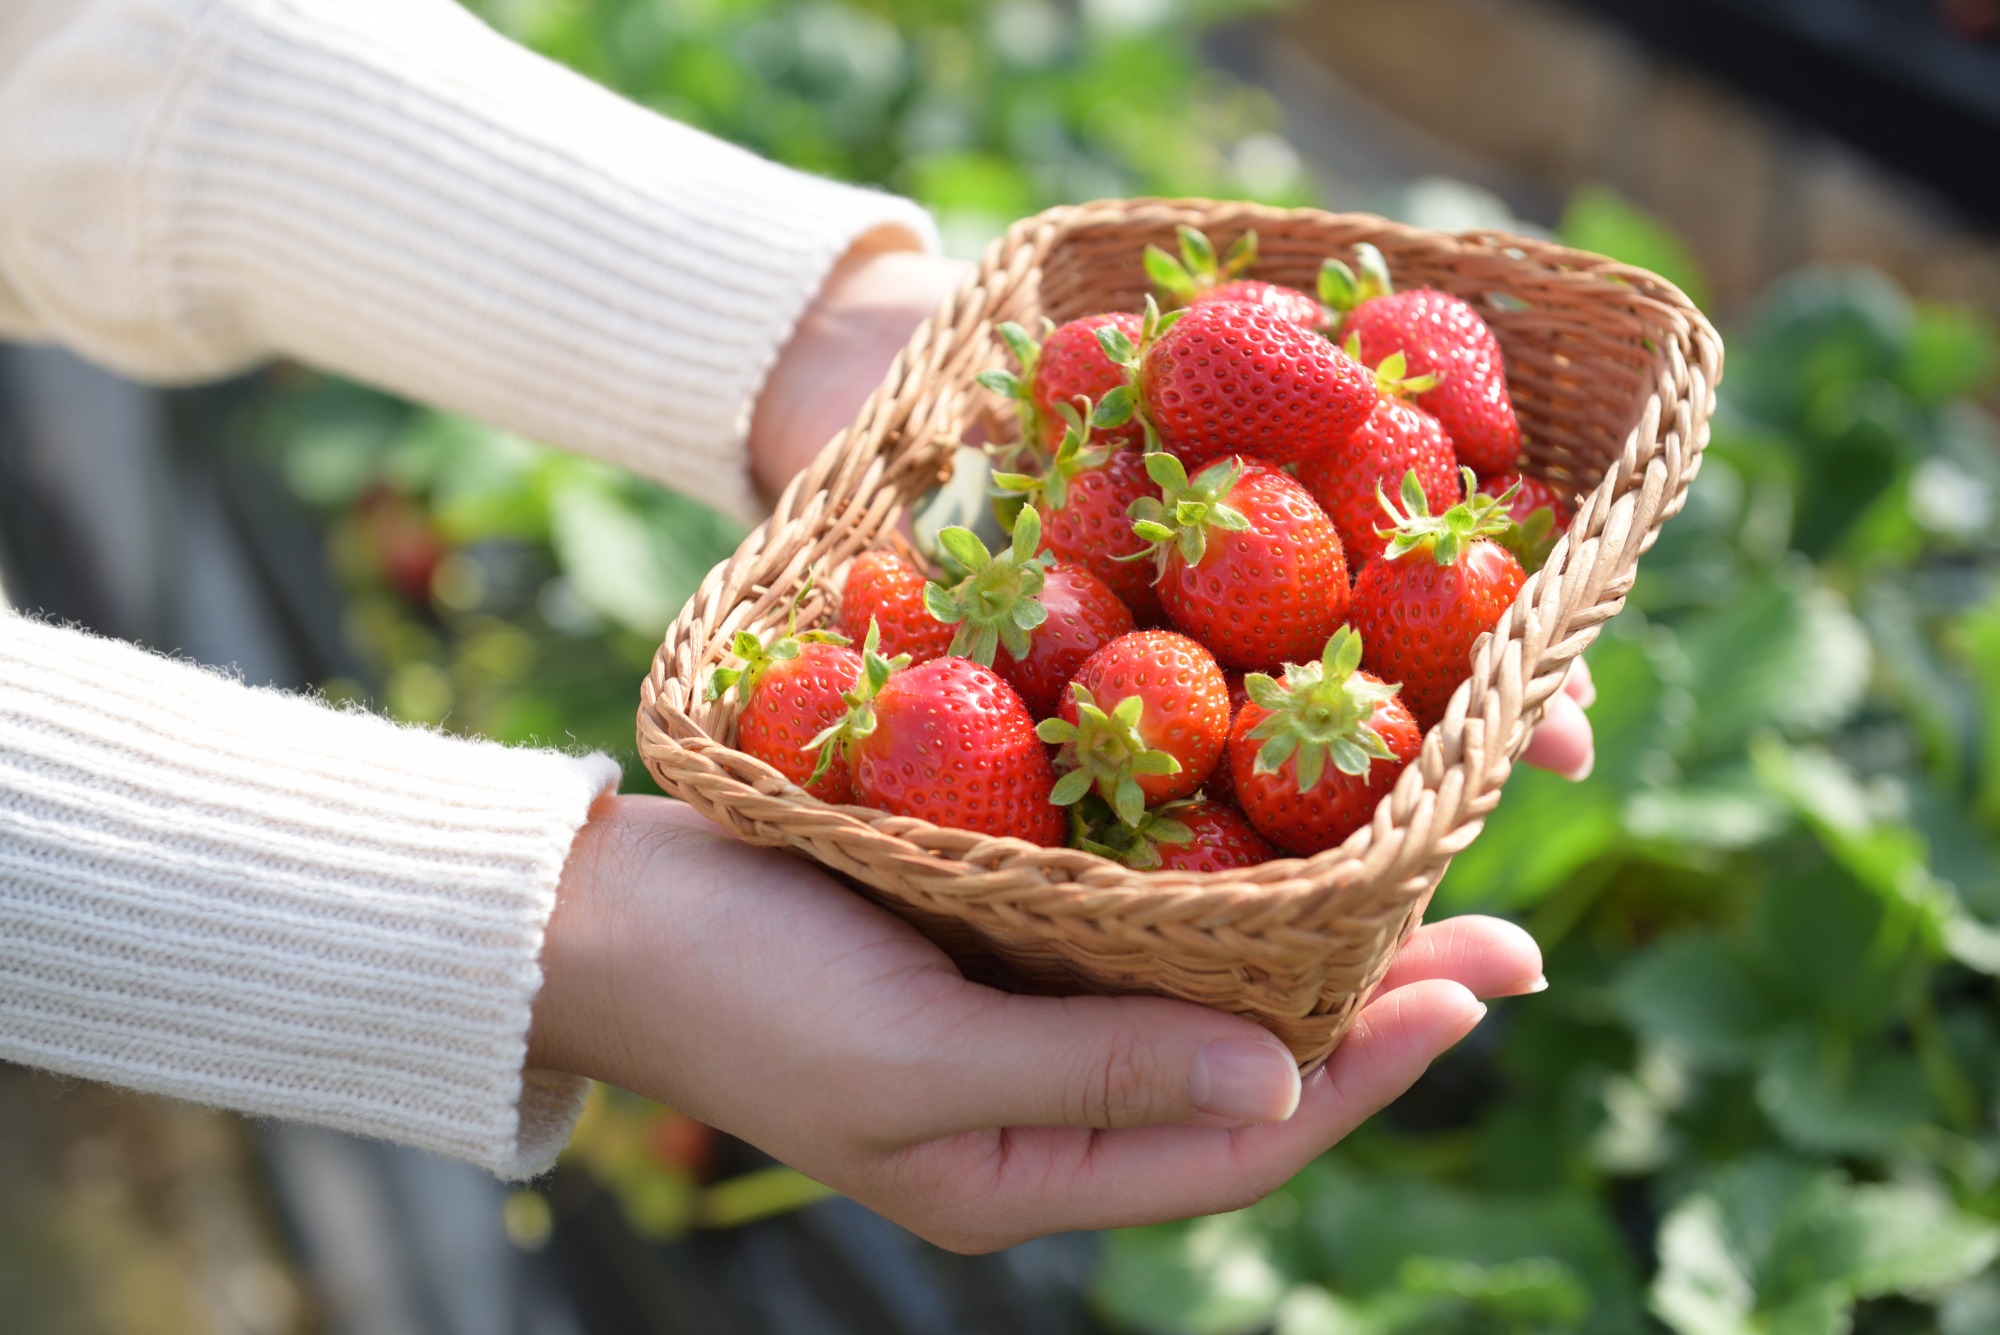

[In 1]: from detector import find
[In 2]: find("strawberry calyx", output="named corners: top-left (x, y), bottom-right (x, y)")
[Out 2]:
top-left (1037, 683), bottom-right (1184, 828)
top-left (1343, 335), bottom-right (1442, 398)
top-left (1243, 628), bottom-right (1403, 794)
top-left (1127, 452), bottom-right (1253, 576)
top-left (1317, 242), bottom-right (1396, 321)
top-left (976, 319), bottom-right (1056, 467)
top-left (1377, 466), bottom-right (1519, 566)
top-left (707, 576), bottom-right (849, 700)
top-left (1144, 225), bottom-right (1257, 307)
top-left (804, 620), bottom-right (913, 785)
top-left (1066, 793), bottom-right (1197, 869)
top-left (990, 401), bottom-right (1111, 514)
top-left (1088, 296), bottom-right (1183, 452)
top-left (923, 504), bottom-right (1054, 666)
top-left (1491, 504), bottom-right (1558, 574)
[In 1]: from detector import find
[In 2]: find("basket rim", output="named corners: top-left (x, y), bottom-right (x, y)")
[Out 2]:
top-left (638, 198), bottom-right (1723, 902)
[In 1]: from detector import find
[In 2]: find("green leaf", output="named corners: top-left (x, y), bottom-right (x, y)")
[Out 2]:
top-left (1755, 1026), bottom-right (1935, 1154)
top-left (1144, 244), bottom-right (1195, 299)
top-left (1671, 570), bottom-right (1870, 760)
top-left (1095, 1211), bottom-right (1295, 1335)
top-left (1651, 1156), bottom-right (2000, 1335)
top-left (1898, 303), bottom-right (1999, 406)
top-left (1613, 934), bottom-right (1776, 1070)
top-left (1559, 184), bottom-right (1713, 311)
top-left (548, 482), bottom-right (687, 636)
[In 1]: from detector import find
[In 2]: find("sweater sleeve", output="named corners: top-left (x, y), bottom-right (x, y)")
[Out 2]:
top-left (0, 0), bottom-right (939, 524)
top-left (0, 611), bottom-right (619, 1178)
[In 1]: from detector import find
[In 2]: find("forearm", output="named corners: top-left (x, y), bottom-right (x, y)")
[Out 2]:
top-left (0, 611), bottom-right (615, 1177)
top-left (0, 0), bottom-right (937, 522)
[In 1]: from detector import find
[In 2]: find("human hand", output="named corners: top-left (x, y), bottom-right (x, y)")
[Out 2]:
top-left (530, 795), bottom-right (1545, 1252)
top-left (747, 241), bottom-right (975, 503)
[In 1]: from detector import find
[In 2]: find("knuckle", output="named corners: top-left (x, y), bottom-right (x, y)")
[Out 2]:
top-left (1066, 1024), bottom-right (1161, 1127)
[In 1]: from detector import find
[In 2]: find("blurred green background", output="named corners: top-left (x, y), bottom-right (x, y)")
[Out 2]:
top-left (236, 0), bottom-right (2000, 1331)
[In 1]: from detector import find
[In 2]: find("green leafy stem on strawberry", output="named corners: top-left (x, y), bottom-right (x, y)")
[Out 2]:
top-left (1037, 683), bottom-right (1184, 827)
top-left (1241, 627), bottom-right (1403, 794)
top-left (804, 619), bottom-right (913, 786)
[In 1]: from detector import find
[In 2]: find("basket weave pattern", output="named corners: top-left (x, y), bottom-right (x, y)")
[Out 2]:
top-left (638, 200), bottom-right (1722, 1067)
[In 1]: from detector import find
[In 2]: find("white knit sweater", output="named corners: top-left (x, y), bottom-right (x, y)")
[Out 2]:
top-left (0, 0), bottom-right (935, 1177)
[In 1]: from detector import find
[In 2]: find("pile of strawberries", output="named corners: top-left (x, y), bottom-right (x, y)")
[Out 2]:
top-left (710, 230), bottom-right (1575, 869)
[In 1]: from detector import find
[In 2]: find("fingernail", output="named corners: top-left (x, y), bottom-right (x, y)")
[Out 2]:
top-left (1570, 671), bottom-right (1597, 709)
top-left (1563, 749), bottom-right (1595, 783)
top-left (1526, 974), bottom-right (1550, 994)
top-left (1191, 1039), bottom-right (1302, 1124)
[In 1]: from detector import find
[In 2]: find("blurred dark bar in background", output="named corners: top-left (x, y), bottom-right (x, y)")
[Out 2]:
top-left (1561, 0), bottom-right (2000, 228)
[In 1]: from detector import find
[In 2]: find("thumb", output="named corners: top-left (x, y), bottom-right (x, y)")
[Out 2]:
top-left (914, 990), bottom-right (1303, 1135)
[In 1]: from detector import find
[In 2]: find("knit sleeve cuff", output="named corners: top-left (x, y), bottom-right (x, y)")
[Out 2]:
top-left (0, 0), bottom-right (938, 524)
top-left (0, 612), bottom-right (617, 1178)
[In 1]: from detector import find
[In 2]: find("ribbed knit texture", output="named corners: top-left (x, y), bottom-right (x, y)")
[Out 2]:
top-left (0, 0), bottom-right (942, 1174)
top-left (0, 0), bottom-right (939, 523)
top-left (0, 612), bottom-right (618, 1177)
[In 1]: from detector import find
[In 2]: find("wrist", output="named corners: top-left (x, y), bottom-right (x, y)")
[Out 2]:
top-left (747, 241), bottom-right (972, 500)
top-left (527, 790), bottom-right (634, 1081)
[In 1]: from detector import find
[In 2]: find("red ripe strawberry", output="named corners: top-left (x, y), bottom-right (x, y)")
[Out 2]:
top-left (1350, 470), bottom-right (1528, 729)
top-left (1145, 225), bottom-right (1325, 331)
top-left (1479, 471), bottom-right (1573, 528)
top-left (1198, 280), bottom-right (1325, 330)
top-left (1131, 454), bottom-right (1350, 671)
top-left (993, 410), bottom-right (1164, 624)
top-left (709, 622), bottom-right (862, 803)
top-left (1071, 796), bottom-right (1276, 871)
top-left (1321, 243), bottom-right (1523, 475)
top-left (839, 550), bottom-right (954, 663)
top-left (1228, 629), bottom-right (1422, 856)
top-left (922, 505), bottom-right (1134, 718)
top-left (979, 315), bottom-right (1146, 458)
top-left (1039, 629), bottom-right (1231, 826)
top-left (812, 627), bottom-right (1065, 845)
top-left (1478, 471), bottom-right (1572, 574)
top-left (1203, 671), bottom-right (1253, 808)
top-left (1095, 298), bottom-right (1377, 470)
top-left (1150, 800), bottom-right (1277, 871)
top-left (1296, 349), bottom-right (1463, 569)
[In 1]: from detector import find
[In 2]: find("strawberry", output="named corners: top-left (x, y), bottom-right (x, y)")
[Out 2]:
top-left (1296, 348), bottom-right (1462, 570)
top-left (1071, 796), bottom-right (1276, 871)
top-left (1131, 454), bottom-right (1350, 671)
top-left (1321, 243), bottom-right (1523, 475)
top-left (1146, 225), bottom-right (1324, 331)
top-left (992, 407), bottom-right (1164, 624)
top-left (1038, 629), bottom-right (1231, 826)
top-left (1477, 471), bottom-right (1572, 574)
top-left (1095, 298), bottom-right (1377, 470)
top-left (1228, 628), bottom-right (1422, 856)
top-left (1201, 670), bottom-right (1253, 808)
top-left (923, 505), bottom-right (1134, 718)
top-left (979, 315), bottom-right (1146, 458)
top-left (1350, 470), bottom-right (1528, 729)
top-left (811, 625), bottom-right (1065, 845)
top-left (838, 550), bottom-right (954, 663)
top-left (708, 613), bottom-right (862, 804)
top-left (1148, 800), bottom-right (1278, 871)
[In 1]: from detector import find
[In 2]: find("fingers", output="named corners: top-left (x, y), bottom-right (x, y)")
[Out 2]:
top-left (1368, 915), bottom-right (1545, 1002)
top-left (1564, 657), bottom-right (1596, 707)
top-left (898, 978), bottom-right (1487, 1250)
top-left (1523, 688), bottom-right (1593, 780)
top-left (909, 991), bottom-right (1304, 1138)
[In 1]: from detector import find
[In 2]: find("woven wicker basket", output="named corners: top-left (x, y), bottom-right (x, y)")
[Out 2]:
top-left (637, 199), bottom-right (1722, 1069)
